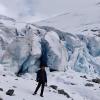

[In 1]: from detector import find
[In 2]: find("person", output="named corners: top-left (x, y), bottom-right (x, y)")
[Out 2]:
top-left (33, 64), bottom-right (47, 97)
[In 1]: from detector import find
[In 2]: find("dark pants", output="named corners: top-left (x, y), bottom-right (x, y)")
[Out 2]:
top-left (34, 82), bottom-right (45, 96)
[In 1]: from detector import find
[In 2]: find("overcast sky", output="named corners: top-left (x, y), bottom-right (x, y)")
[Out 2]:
top-left (0, 0), bottom-right (97, 21)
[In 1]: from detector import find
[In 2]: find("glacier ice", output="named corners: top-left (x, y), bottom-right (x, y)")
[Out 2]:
top-left (0, 17), bottom-right (100, 75)
top-left (45, 31), bottom-right (68, 71)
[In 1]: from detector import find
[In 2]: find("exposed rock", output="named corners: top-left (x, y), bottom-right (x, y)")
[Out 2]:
top-left (70, 83), bottom-right (76, 85)
top-left (0, 88), bottom-right (3, 91)
top-left (91, 29), bottom-right (99, 32)
top-left (87, 80), bottom-right (92, 82)
top-left (80, 75), bottom-right (87, 79)
top-left (58, 89), bottom-right (70, 98)
top-left (0, 97), bottom-right (3, 100)
top-left (12, 86), bottom-right (17, 88)
top-left (85, 83), bottom-right (94, 87)
top-left (6, 89), bottom-right (14, 96)
top-left (50, 85), bottom-right (58, 90)
top-left (15, 79), bottom-right (18, 80)
top-left (2, 74), bottom-right (6, 77)
top-left (92, 78), bottom-right (100, 84)
top-left (49, 90), bottom-right (51, 92)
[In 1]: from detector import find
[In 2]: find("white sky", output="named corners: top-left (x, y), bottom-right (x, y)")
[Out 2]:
top-left (0, 0), bottom-right (99, 21)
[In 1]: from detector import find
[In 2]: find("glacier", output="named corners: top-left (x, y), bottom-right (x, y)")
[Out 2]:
top-left (0, 15), bottom-right (100, 75)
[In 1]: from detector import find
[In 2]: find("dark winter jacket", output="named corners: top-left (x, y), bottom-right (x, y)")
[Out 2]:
top-left (36, 69), bottom-right (47, 83)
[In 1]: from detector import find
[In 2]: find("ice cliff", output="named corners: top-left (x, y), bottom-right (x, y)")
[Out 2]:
top-left (0, 15), bottom-right (100, 75)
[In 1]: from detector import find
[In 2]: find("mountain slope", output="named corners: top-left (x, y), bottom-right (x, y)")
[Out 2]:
top-left (35, 0), bottom-right (100, 34)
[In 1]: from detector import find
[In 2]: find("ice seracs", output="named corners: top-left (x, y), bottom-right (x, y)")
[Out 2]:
top-left (0, 15), bottom-right (100, 75)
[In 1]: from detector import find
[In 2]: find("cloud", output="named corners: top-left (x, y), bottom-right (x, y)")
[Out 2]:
top-left (0, 0), bottom-right (93, 22)
top-left (0, 3), bottom-right (7, 15)
top-left (0, 0), bottom-right (38, 18)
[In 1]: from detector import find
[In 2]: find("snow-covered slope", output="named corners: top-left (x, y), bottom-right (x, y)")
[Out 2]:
top-left (36, 0), bottom-right (100, 34)
top-left (0, 65), bottom-right (100, 100)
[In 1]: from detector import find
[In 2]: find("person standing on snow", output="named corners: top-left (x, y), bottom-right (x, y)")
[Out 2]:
top-left (33, 64), bottom-right (47, 97)
top-left (33, 38), bottom-right (48, 97)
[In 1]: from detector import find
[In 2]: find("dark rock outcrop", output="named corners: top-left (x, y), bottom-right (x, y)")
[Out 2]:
top-left (85, 83), bottom-right (94, 87)
top-left (6, 89), bottom-right (14, 96)
top-left (92, 78), bottom-right (100, 84)
top-left (50, 85), bottom-right (58, 90)
top-left (0, 88), bottom-right (3, 91)
top-left (58, 89), bottom-right (70, 98)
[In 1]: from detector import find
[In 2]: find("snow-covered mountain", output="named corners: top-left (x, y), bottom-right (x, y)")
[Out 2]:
top-left (0, 0), bottom-right (100, 99)
top-left (36, 0), bottom-right (100, 34)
